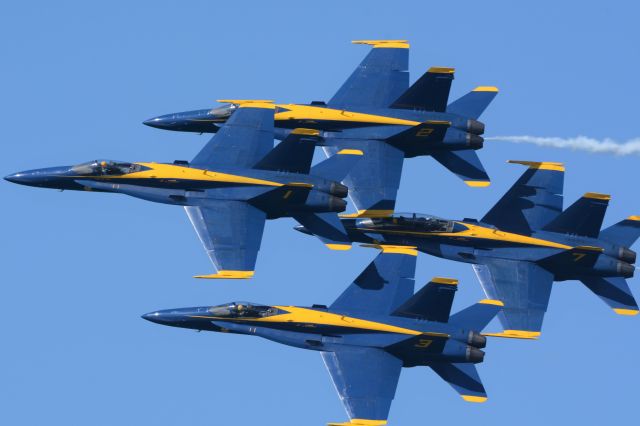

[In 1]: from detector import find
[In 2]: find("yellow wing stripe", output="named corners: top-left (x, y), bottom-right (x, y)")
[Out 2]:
top-left (119, 163), bottom-right (284, 187)
top-left (274, 103), bottom-right (420, 127)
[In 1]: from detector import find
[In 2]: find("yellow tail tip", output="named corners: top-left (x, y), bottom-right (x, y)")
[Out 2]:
top-left (473, 86), bottom-right (499, 92)
top-left (479, 299), bottom-right (504, 306)
top-left (337, 149), bottom-right (364, 156)
top-left (583, 192), bottom-right (611, 201)
top-left (431, 277), bottom-right (459, 285)
top-left (428, 66), bottom-right (455, 74)
top-left (352, 39), bottom-right (409, 49)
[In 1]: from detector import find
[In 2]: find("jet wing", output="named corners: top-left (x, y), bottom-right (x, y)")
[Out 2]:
top-left (190, 102), bottom-right (275, 169)
top-left (331, 246), bottom-right (417, 316)
top-left (324, 139), bottom-right (404, 216)
top-left (322, 347), bottom-right (403, 426)
top-left (328, 40), bottom-right (409, 109)
top-left (481, 160), bottom-right (565, 235)
top-left (472, 259), bottom-right (554, 337)
top-left (184, 200), bottom-right (266, 278)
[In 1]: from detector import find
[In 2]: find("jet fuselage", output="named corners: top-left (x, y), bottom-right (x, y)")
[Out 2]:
top-left (142, 301), bottom-right (489, 367)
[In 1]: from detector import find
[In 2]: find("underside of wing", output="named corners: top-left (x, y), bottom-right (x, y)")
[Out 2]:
top-left (190, 102), bottom-right (275, 169)
top-left (482, 160), bottom-right (565, 235)
top-left (328, 40), bottom-right (409, 109)
top-left (324, 139), bottom-right (404, 217)
top-left (184, 200), bottom-right (266, 279)
top-left (473, 259), bottom-right (554, 337)
top-left (323, 347), bottom-right (403, 426)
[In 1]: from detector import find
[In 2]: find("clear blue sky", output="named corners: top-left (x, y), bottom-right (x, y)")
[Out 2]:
top-left (2, 1), bottom-right (638, 425)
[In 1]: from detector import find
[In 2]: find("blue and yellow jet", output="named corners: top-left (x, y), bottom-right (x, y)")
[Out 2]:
top-left (297, 161), bottom-right (640, 337)
top-left (4, 102), bottom-right (363, 278)
top-left (143, 40), bottom-right (498, 217)
top-left (143, 246), bottom-right (508, 425)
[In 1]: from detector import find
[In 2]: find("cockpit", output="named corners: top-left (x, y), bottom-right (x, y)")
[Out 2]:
top-left (207, 103), bottom-right (238, 121)
top-left (207, 302), bottom-right (280, 319)
top-left (357, 212), bottom-right (464, 233)
top-left (71, 160), bottom-right (147, 176)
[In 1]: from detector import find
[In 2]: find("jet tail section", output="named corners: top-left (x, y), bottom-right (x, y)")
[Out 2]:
top-left (448, 299), bottom-right (504, 332)
top-left (392, 277), bottom-right (458, 322)
top-left (543, 192), bottom-right (610, 238)
top-left (431, 149), bottom-right (490, 187)
top-left (389, 67), bottom-right (455, 112)
top-left (581, 277), bottom-right (639, 316)
top-left (310, 148), bottom-right (364, 183)
top-left (293, 212), bottom-right (351, 250)
top-left (446, 86), bottom-right (499, 119)
top-left (430, 362), bottom-right (487, 403)
top-left (253, 128), bottom-right (319, 174)
top-left (600, 216), bottom-right (640, 247)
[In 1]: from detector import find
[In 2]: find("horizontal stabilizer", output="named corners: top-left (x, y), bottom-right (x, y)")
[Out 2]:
top-left (392, 277), bottom-right (458, 322)
top-left (293, 212), bottom-right (351, 250)
top-left (253, 128), bottom-right (320, 174)
top-left (482, 160), bottom-right (565, 234)
top-left (430, 362), bottom-right (487, 403)
top-left (446, 86), bottom-right (498, 119)
top-left (389, 67), bottom-right (455, 112)
top-left (431, 149), bottom-right (490, 187)
top-left (331, 248), bottom-right (417, 316)
top-left (543, 192), bottom-right (610, 238)
top-left (581, 277), bottom-right (639, 316)
top-left (600, 216), bottom-right (640, 247)
top-left (448, 299), bottom-right (503, 331)
top-left (311, 148), bottom-right (363, 182)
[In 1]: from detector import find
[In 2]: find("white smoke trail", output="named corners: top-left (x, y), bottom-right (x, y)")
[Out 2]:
top-left (486, 135), bottom-right (640, 156)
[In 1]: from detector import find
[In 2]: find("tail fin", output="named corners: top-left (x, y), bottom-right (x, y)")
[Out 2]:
top-left (430, 363), bottom-right (488, 403)
top-left (253, 128), bottom-right (319, 174)
top-left (600, 216), bottom-right (640, 247)
top-left (448, 299), bottom-right (503, 331)
top-left (292, 212), bottom-right (351, 250)
top-left (310, 148), bottom-right (363, 182)
top-left (543, 193), bottom-right (610, 238)
top-left (389, 67), bottom-right (455, 112)
top-left (392, 277), bottom-right (458, 322)
top-left (581, 277), bottom-right (639, 316)
top-left (447, 86), bottom-right (499, 119)
top-left (431, 149), bottom-right (490, 187)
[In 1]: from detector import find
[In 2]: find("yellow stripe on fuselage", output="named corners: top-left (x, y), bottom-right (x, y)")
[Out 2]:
top-left (360, 222), bottom-right (572, 250)
top-left (192, 306), bottom-right (449, 337)
top-left (274, 104), bottom-right (420, 127)
top-left (91, 163), bottom-right (285, 187)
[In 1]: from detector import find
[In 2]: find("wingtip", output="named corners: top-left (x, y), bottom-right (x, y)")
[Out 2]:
top-left (507, 160), bottom-right (565, 172)
top-left (352, 39), bottom-right (409, 49)
top-left (461, 395), bottom-right (488, 403)
top-left (464, 180), bottom-right (491, 188)
top-left (613, 308), bottom-right (639, 316)
top-left (472, 86), bottom-right (499, 93)
top-left (325, 243), bottom-right (352, 251)
top-left (194, 270), bottom-right (255, 279)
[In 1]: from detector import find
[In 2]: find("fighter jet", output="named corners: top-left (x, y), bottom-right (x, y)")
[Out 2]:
top-left (143, 40), bottom-right (498, 218)
top-left (4, 101), bottom-right (363, 278)
top-left (297, 160), bottom-right (640, 337)
top-left (143, 246), bottom-right (509, 425)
